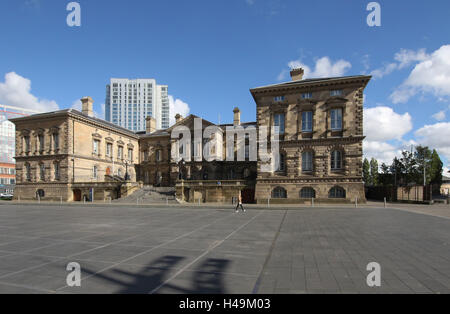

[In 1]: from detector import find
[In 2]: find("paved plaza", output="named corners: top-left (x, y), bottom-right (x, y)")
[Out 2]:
top-left (0, 203), bottom-right (449, 294)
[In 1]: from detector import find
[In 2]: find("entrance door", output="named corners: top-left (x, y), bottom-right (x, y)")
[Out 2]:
top-left (242, 188), bottom-right (255, 204)
top-left (73, 189), bottom-right (82, 202)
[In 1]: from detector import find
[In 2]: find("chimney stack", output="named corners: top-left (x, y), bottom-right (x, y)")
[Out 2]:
top-left (81, 97), bottom-right (94, 117)
top-left (175, 114), bottom-right (183, 124)
top-left (233, 107), bottom-right (241, 126)
top-left (290, 68), bottom-right (304, 81)
top-left (146, 116), bottom-right (156, 134)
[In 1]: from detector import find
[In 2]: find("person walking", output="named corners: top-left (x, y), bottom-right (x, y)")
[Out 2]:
top-left (235, 191), bottom-right (246, 213)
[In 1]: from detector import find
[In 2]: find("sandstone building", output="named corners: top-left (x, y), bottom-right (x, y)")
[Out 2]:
top-left (11, 70), bottom-right (371, 204)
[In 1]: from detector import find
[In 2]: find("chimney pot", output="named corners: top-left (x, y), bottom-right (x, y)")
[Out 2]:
top-left (233, 107), bottom-right (241, 126)
top-left (81, 96), bottom-right (94, 117)
top-left (290, 68), bottom-right (304, 81)
top-left (146, 116), bottom-right (156, 134)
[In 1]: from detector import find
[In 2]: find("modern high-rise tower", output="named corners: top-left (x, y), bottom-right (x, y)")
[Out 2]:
top-left (105, 78), bottom-right (170, 131)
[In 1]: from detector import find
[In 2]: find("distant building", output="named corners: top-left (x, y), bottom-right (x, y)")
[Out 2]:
top-left (105, 78), bottom-right (170, 132)
top-left (441, 176), bottom-right (450, 196)
top-left (0, 105), bottom-right (41, 195)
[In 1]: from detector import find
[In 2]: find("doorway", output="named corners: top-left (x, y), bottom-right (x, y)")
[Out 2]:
top-left (73, 189), bottom-right (82, 202)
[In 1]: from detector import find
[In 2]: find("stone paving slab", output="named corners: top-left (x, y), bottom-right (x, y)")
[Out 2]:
top-left (0, 204), bottom-right (449, 294)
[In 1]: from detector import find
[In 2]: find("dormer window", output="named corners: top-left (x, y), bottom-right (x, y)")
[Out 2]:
top-left (330, 90), bottom-right (343, 97)
top-left (302, 93), bottom-right (312, 99)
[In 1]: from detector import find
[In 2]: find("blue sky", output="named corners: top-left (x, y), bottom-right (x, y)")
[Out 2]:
top-left (0, 0), bottom-right (449, 171)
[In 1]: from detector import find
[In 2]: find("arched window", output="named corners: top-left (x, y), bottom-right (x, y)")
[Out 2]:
top-left (329, 186), bottom-right (346, 199)
top-left (331, 151), bottom-right (343, 170)
top-left (272, 187), bottom-right (287, 199)
top-left (300, 187), bottom-right (316, 199)
top-left (302, 151), bottom-right (313, 172)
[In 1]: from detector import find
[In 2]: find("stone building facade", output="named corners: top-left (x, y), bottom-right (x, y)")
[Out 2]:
top-left (11, 69), bottom-right (370, 204)
top-left (12, 97), bottom-right (140, 202)
top-left (251, 69), bottom-right (371, 204)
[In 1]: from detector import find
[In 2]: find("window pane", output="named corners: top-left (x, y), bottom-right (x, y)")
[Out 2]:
top-left (302, 111), bottom-right (313, 132)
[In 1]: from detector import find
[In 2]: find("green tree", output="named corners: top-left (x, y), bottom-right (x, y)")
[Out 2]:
top-left (415, 145), bottom-right (432, 185)
top-left (363, 158), bottom-right (371, 186)
top-left (370, 158), bottom-right (379, 186)
top-left (390, 157), bottom-right (403, 186)
top-left (400, 150), bottom-right (418, 185)
top-left (429, 149), bottom-right (443, 185)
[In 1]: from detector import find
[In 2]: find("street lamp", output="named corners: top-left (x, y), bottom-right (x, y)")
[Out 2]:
top-left (178, 159), bottom-right (185, 180)
top-left (124, 159), bottom-right (131, 181)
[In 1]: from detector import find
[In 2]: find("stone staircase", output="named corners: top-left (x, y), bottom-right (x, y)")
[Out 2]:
top-left (113, 186), bottom-right (178, 204)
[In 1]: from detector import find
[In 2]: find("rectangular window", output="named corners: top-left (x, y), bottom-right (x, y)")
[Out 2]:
top-left (54, 163), bottom-right (60, 181)
top-left (52, 133), bottom-right (59, 150)
top-left (330, 90), bottom-right (343, 97)
top-left (93, 166), bottom-right (98, 179)
top-left (40, 164), bottom-right (45, 181)
top-left (24, 136), bottom-right (30, 153)
top-left (277, 154), bottom-right (286, 172)
top-left (106, 143), bottom-right (113, 157)
top-left (302, 111), bottom-right (313, 132)
top-left (302, 151), bottom-right (313, 172)
top-left (38, 134), bottom-right (45, 151)
top-left (274, 113), bottom-right (285, 135)
top-left (156, 150), bottom-right (162, 162)
top-left (128, 149), bottom-right (133, 162)
top-left (274, 96), bottom-right (285, 102)
top-left (331, 151), bottom-right (343, 170)
top-left (118, 146), bottom-right (124, 159)
top-left (331, 109), bottom-right (343, 131)
top-left (302, 93), bottom-right (312, 99)
top-left (26, 164), bottom-right (31, 181)
top-left (93, 140), bottom-right (100, 154)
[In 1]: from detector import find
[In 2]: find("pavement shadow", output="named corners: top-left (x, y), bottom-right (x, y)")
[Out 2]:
top-left (81, 256), bottom-right (230, 294)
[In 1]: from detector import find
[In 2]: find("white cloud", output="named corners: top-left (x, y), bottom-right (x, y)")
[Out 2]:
top-left (415, 122), bottom-right (450, 160)
top-left (278, 56), bottom-right (351, 81)
top-left (394, 48), bottom-right (429, 69)
top-left (0, 72), bottom-right (59, 112)
top-left (364, 106), bottom-right (413, 142)
top-left (432, 110), bottom-right (446, 121)
top-left (363, 140), bottom-right (402, 165)
top-left (370, 63), bottom-right (397, 79)
top-left (169, 95), bottom-right (190, 126)
top-left (363, 106), bottom-right (414, 165)
top-left (391, 45), bottom-right (450, 103)
top-left (369, 48), bottom-right (429, 79)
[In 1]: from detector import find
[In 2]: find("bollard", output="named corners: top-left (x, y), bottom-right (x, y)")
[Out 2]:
top-left (38, 195), bottom-right (40, 204)
top-left (198, 198), bottom-right (201, 206)
top-left (312, 198), bottom-right (314, 208)
top-left (110, 197), bottom-right (112, 204)
top-left (384, 197), bottom-right (387, 208)
top-left (166, 197), bottom-right (168, 206)
top-left (268, 198), bottom-right (270, 208)
top-left (355, 197), bottom-right (358, 208)
top-left (60, 196), bottom-right (63, 205)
